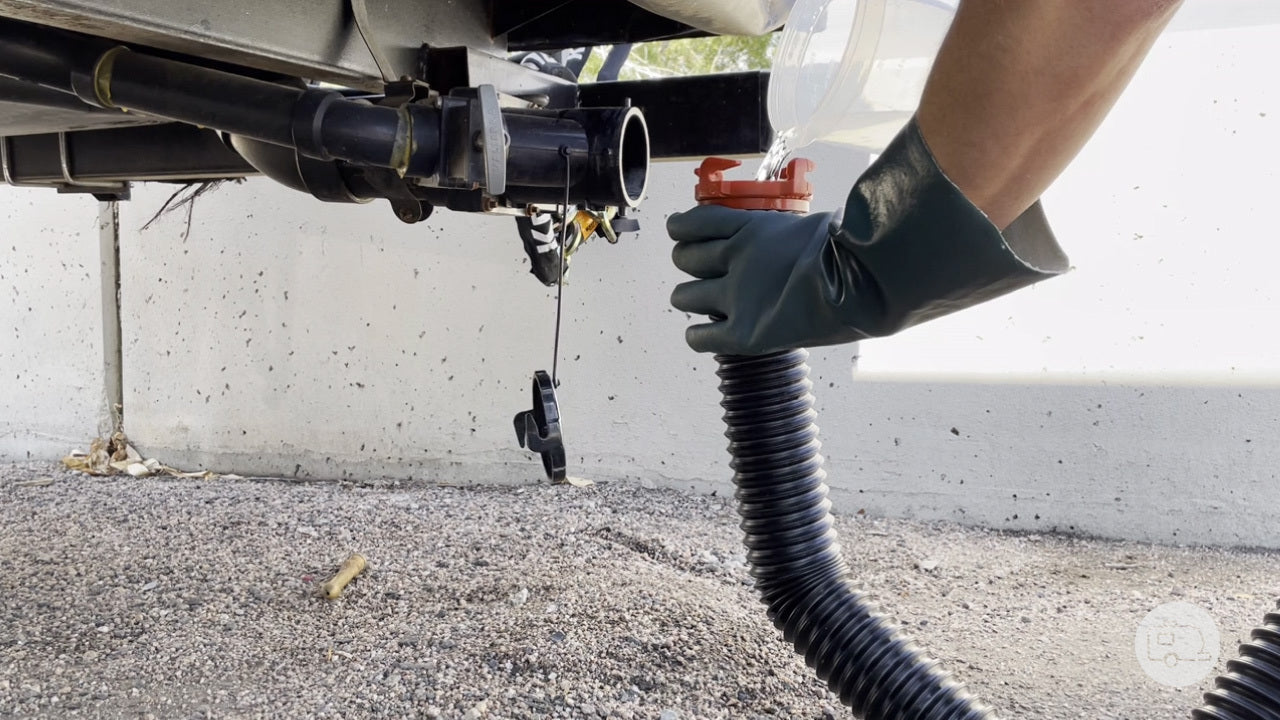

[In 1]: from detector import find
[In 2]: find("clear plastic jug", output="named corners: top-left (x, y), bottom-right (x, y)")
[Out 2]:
top-left (763, 0), bottom-right (957, 175)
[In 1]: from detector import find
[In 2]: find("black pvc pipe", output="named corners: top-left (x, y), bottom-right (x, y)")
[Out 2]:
top-left (0, 17), bottom-right (109, 94)
top-left (227, 134), bottom-right (371, 203)
top-left (0, 15), bottom-right (642, 207)
top-left (503, 106), bottom-right (649, 207)
top-left (0, 76), bottom-right (108, 112)
top-left (0, 18), bottom-right (439, 177)
top-left (568, 107), bottom-right (648, 207)
top-left (89, 50), bottom-right (440, 179)
top-left (503, 111), bottom-right (591, 188)
top-left (717, 349), bottom-right (993, 720)
top-left (99, 49), bottom-right (300, 147)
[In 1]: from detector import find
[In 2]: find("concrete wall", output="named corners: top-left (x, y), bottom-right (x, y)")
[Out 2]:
top-left (0, 190), bottom-right (109, 458)
top-left (5, 3), bottom-right (1280, 546)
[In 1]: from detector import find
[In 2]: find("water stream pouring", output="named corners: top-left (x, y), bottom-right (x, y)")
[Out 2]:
top-left (759, 0), bottom-right (958, 179)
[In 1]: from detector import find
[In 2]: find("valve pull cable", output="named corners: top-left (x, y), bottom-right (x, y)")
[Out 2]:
top-left (552, 146), bottom-right (571, 386)
top-left (512, 147), bottom-right (573, 483)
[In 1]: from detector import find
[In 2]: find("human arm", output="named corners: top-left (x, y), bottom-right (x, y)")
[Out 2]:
top-left (919, 0), bottom-right (1184, 229)
top-left (669, 0), bottom-right (1183, 355)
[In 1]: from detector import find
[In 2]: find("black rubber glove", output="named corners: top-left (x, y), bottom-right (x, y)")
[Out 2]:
top-left (669, 117), bottom-right (1069, 355)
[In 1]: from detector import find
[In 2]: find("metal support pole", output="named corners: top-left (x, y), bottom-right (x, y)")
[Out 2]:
top-left (97, 200), bottom-right (123, 433)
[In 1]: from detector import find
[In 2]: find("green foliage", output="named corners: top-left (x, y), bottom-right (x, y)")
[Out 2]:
top-left (581, 34), bottom-right (778, 82)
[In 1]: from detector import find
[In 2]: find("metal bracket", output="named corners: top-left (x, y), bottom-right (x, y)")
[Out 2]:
top-left (513, 370), bottom-right (567, 483)
top-left (436, 85), bottom-right (509, 197)
top-left (416, 46), bottom-right (578, 110)
top-left (0, 136), bottom-right (38, 188)
top-left (349, 0), bottom-right (398, 83)
top-left (56, 133), bottom-right (126, 191)
top-left (379, 79), bottom-right (434, 108)
top-left (2, 134), bottom-right (130, 200)
top-left (360, 167), bottom-right (433, 223)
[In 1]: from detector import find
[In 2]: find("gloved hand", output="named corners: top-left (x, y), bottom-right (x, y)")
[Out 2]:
top-left (669, 117), bottom-right (1070, 356)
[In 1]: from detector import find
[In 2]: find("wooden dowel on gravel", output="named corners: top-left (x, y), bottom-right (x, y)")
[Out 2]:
top-left (322, 553), bottom-right (367, 599)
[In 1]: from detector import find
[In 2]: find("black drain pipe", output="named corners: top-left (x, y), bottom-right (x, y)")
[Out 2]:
top-left (0, 17), bottom-right (650, 209)
top-left (0, 17), bottom-right (440, 178)
top-left (86, 48), bottom-right (301, 148)
top-left (0, 18), bottom-right (112, 91)
top-left (78, 48), bottom-right (441, 179)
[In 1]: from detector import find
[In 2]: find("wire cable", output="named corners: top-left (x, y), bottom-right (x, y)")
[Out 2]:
top-left (552, 146), bottom-right (572, 386)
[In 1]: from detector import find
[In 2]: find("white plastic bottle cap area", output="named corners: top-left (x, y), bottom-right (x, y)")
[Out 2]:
top-left (768, 0), bottom-right (958, 154)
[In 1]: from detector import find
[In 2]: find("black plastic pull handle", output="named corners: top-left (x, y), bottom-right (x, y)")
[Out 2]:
top-left (513, 370), bottom-right (567, 482)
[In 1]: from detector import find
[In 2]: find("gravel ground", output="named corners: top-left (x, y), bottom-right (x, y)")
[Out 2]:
top-left (2, 461), bottom-right (1278, 719)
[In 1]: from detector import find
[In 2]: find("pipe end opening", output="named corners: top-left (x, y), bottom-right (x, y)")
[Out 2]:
top-left (618, 108), bottom-right (649, 207)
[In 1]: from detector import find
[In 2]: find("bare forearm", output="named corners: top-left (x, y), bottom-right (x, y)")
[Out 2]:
top-left (918, 0), bottom-right (1183, 229)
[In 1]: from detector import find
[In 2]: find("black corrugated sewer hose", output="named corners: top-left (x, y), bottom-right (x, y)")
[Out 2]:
top-left (718, 349), bottom-right (991, 719)
top-left (696, 160), bottom-right (1280, 720)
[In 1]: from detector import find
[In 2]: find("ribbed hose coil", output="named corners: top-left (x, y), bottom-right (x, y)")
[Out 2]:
top-left (1195, 610), bottom-right (1280, 719)
top-left (717, 348), bottom-right (993, 720)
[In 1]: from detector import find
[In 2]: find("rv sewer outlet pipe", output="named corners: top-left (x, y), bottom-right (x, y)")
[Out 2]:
top-left (0, 17), bottom-right (649, 210)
